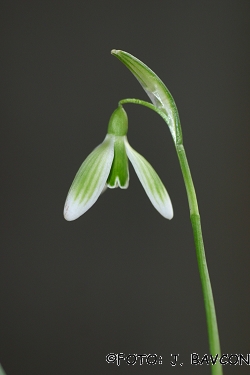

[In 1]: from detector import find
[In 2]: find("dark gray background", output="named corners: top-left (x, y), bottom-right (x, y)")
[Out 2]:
top-left (1, 1), bottom-right (250, 374)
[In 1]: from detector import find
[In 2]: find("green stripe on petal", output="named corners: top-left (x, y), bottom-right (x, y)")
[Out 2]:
top-left (107, 136), bottom-right (129, 188)
top-left (124, 138), bottom-right (173, 219)
top-left (64, 135), bottom-right (115, 220)
top-left (111, 50), bottom-right (182, 145)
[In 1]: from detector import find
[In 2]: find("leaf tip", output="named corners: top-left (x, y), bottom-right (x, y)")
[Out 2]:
top-left (111, 49), bottom-right (120, 55)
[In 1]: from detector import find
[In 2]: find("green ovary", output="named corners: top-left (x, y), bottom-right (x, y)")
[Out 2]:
top-left (107, 138), bottom-right (129, 188)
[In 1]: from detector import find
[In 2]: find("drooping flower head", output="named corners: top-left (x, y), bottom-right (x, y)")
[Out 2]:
top-left (64, 106), bottom-right (173, 221)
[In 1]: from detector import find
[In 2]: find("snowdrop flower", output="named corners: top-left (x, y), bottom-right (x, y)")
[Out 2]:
top-left (64, 106), bottom-right (173, 221)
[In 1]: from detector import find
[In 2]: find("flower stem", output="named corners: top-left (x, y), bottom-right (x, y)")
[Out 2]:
top-left (119, 98), bottom-right (223, 375)
top-left (177, 144), bottom-right (222, 375)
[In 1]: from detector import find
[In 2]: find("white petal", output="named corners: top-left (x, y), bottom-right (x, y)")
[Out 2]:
top-left (124, 139), bottom-right (173, 219)
top-left (64, 135), bottom-right (114, 220)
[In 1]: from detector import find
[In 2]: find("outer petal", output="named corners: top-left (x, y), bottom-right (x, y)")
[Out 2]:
top-left (64, 135), bottom-right (114, 220)
top-left (124, 138), bottom-right (173, 219)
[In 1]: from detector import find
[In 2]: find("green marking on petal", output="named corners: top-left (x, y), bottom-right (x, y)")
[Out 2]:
top-left (72, 138), bottom-right (111, 203)
top-left (124, 138), bottom-right (173, 219)
top-left (107, 136), bottom-right (129, 188)
top-left (64, 135), bottom-right (114, 220)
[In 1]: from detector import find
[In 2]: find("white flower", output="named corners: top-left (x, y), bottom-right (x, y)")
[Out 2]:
top-left (64, 106), bottom-right (173, 221)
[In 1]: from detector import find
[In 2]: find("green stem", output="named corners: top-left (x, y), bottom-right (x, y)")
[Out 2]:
top-left (119, 98), bottom-right (223, 375)
top-left (119, 99), bottom-right (171, 125)
top-left (177, 145), bottom-right (222, 375)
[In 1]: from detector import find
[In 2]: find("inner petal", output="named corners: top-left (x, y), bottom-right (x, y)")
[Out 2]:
top-left (107, 136), bottom-right (129, 189)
